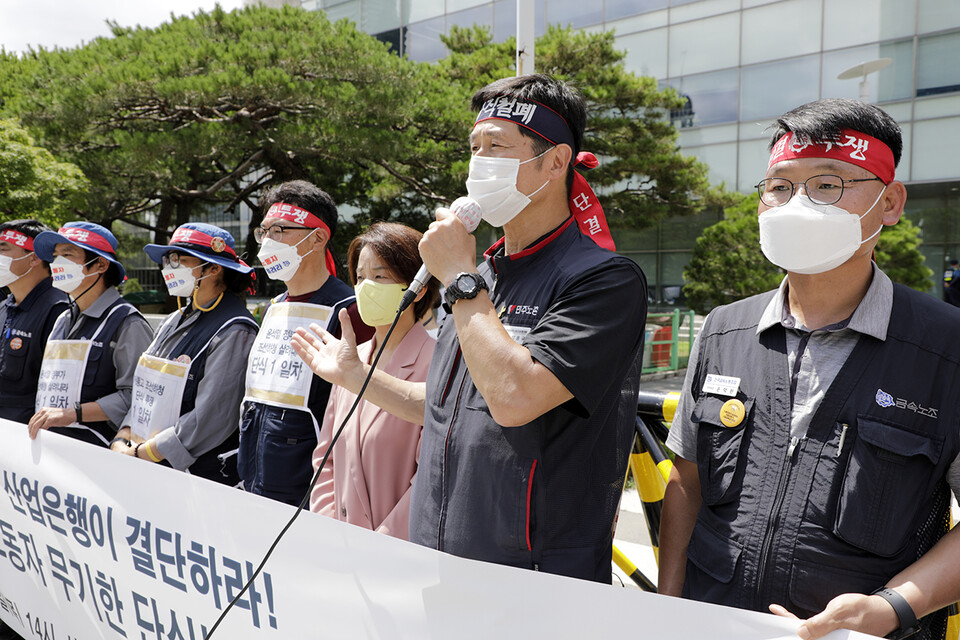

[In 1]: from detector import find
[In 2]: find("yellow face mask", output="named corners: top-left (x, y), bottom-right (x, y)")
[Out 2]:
top-left (354, 279), bottom-right (408, 327)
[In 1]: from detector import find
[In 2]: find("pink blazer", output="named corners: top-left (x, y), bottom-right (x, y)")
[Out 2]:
top-left (309, 323), bottom-right (435, 540)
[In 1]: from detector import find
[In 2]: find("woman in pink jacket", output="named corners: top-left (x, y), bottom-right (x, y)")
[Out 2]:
top-left (302, 223), bottom-right (439, 539)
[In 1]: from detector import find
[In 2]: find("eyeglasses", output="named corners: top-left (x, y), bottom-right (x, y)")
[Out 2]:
top-left (161, 253), bottom-right (206, 270)
top-left (755, 174), bottom-right (884, 207)
top-left (254, 225), bottom-right (313, 244)
top-left (161, 253), bottom-right (183, 269)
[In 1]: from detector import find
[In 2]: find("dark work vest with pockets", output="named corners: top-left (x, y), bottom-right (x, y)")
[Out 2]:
top-left (237, 277), bottom-right (357, 505)
top-left (161, 294), bottom-right (257, 484)
top-left (684, 283), bottom-right (960, 640)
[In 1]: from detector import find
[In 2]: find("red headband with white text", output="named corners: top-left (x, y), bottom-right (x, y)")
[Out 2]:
top-left (59, 226), bottom-right (116, 255)
top-left (474, 97), bottom-right (615, 251)
top-left (0, 230), bottom-right (34, 251)
top-left (266, 202), bottom-right (337, 276)
top-left (768, 129), bottom-right (896, 184)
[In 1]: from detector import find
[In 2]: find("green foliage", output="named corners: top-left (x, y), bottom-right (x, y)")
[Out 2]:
top-left (684, 193), bottom-right (937, 314)
top-left (121, 277), bottom-right (143, 295)
top-left (683, 193), bottom-right (783, 315)
top-left (0, 5), bottom-right (417, 257)
top-left (0, 118), bottom-right (87, 226)
top-left (875, 215), bottom-right (933, 292)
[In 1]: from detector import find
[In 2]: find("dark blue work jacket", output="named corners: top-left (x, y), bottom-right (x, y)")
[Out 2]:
top-left (0, 279), bottom-right (69, 423)
top-left (685, 285), bottom-right (960, 640)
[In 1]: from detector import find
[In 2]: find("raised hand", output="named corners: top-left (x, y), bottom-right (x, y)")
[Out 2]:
top-left (292, 308), bottom-right (364, 391)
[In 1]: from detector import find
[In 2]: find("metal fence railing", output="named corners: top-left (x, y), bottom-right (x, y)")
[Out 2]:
top-left (642, 309), bottom-right (696, 375)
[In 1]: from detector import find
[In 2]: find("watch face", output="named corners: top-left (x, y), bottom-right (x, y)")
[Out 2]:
top-left (456, 274), bottom-right (477, 294)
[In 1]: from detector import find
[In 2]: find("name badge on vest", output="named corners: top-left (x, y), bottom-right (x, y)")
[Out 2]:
top-left (702, 373), bottom-right (740, 397)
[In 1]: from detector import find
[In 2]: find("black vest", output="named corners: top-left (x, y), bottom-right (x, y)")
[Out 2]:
top-left (48, 297), bottom-right (143, 447)
top-left (159, 294), bottom-right (257, 483)
top-left (0, 279), bottom-right (70, 422)
top-left (685, 284), bottom-right (960, 640)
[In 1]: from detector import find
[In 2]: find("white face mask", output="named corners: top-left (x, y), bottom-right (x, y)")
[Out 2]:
top-left (51, 256), bottom-right (98, 293)
top-left (758, 187), bottom-right (886, 275)
top-left (0, 253), bottom-right (32, 288)
top-left (257, 233), bottom-right (315, 282)
top-left (162, 263), bottom-right (208, 297)
top-left (465, 149), bottom-right (551, 227)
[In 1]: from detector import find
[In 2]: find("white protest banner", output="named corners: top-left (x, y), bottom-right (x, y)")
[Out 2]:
top-left (0, 419), bottom-right (877, 640)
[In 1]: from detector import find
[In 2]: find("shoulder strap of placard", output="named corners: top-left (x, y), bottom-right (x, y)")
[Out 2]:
top-left (194, 316), bottom-right (259, 360)
top-left (50, 308), bottom-right (72, 341)
top-left (89, 302), bottom-right (137, 343)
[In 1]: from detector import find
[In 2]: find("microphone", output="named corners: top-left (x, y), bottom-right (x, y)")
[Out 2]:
top-left (398, 197), bottom-right (482, 313)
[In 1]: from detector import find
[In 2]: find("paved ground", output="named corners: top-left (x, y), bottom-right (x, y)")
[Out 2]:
top-left (639, 368), bottom-right (687, 395)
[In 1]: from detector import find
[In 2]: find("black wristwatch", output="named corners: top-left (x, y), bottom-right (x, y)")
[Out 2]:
top-left (444, 272), bottom-right (488, 307)
top-left (872, 587), bottom-right (920, 640)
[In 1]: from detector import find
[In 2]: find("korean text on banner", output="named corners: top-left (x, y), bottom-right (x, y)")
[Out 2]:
top-left (0, 419), bottom-right (878, 640)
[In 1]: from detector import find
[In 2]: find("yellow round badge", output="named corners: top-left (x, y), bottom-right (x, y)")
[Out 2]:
top-left (719, 398), bottom-right (745, 428)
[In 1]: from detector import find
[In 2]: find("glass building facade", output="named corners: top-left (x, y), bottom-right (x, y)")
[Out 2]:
top-left (301, 0), bottom-right (960, 303)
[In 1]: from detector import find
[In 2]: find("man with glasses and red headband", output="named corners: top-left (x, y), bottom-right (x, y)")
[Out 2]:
top-left (660, 99), bottom-right (960, 640)
top-left (0, 219), bottom-right (69, 423)
top-left (238, 180), bottom-right (374, 506)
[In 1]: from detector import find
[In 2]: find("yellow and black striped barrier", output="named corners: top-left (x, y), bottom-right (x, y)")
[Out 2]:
top-left (637, 390), bottom-right (680, 425)
top-left (629, 416), bottom-right (673, 564)
top-left (612, 543), bottom-right (656, 592)
top-left (614, 390), bottom-right (680, 590)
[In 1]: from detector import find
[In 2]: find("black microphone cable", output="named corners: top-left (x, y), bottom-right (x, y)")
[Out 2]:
top-left (204, 306), bottom-right (405, 638)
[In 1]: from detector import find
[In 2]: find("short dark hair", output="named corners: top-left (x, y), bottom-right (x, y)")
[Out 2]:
top-left (0, 219), bottom-right (52, 272)
top-left (768, 99), bottom-right (903, 168)
top-left (260, 180), bottom-right (339, 240)
top-left (0, 218), bottom-right (51, 240)
top-left (81, 249), bottom-right (123, 288)
top-left (471, 74), bottom-right (587, 196)
top-left (347, 222), bottom-right (440, 323)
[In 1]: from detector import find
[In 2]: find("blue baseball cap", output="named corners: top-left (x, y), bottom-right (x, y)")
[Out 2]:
top-left (34, 222), bottom-right (126, 281)
top-left (144, 223), bottom-right (253, 274)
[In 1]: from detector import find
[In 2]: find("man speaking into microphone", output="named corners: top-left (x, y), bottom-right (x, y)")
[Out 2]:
top-left (294, 74), bottom-right (646, 583)
top-left (414, 73), bottom-right (647, 583)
